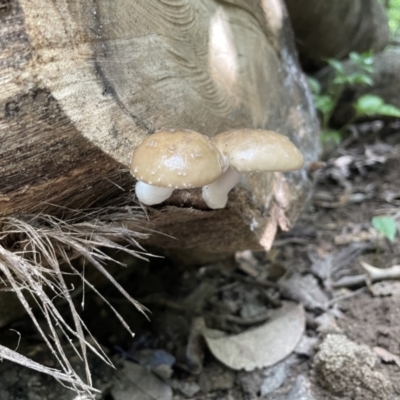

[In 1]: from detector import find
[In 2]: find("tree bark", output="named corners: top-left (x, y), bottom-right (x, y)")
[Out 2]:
top-left (0, 0), bottom-right (320, 255)
top-left (285, 0), bottom-right (390, 70)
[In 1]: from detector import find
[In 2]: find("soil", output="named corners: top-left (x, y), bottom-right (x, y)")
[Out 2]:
top-left (1, 120), bottom-right (400, 399)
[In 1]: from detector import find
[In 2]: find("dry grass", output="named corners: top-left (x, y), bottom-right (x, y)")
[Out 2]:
top-left (0, 204), bottom-right (154, 397)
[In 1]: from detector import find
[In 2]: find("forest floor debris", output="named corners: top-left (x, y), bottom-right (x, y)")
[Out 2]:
top-left (1, 120), bottom-right (400, 399)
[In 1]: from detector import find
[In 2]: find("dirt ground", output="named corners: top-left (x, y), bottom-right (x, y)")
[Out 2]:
top-left (1, 120), bottom-right (400, 399)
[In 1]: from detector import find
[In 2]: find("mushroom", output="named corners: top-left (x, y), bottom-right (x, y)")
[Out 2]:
top-left (202, 129), bottom-right (304, 209)
top-left (130, 129), bottom-right (227, 205)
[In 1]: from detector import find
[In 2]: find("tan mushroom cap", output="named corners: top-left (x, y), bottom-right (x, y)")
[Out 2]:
top-left (131, 129), bottom-right (226, 189)
top-left (211, 129), bottom-right (304, 172)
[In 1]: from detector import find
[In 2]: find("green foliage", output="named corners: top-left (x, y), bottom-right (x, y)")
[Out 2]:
top-left (320, 130), bottom-right (342, 146)
top-left (379, 0), bottom-right (400, 36)
top-left (371, 215), bottom-right (398, 242)
top-left (355, 95), bottom-right (400, 117)
top-left (387, 0), bottom-right (400, 36)
top-left (314, 94), bottom-right (335, 115)
top-left (308, 51), bottom-right (400, 145)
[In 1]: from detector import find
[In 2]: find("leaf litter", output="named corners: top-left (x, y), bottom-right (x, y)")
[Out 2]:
top-left (2, 124), bottom-right (400, 399)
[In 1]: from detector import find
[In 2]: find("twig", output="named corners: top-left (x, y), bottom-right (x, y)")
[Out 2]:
top-left (332, 262), bottom-right (400, 288)
top-left (327, 287), bottom-right (366, 306)
top-left (332, 275), bottom-right (368, 288)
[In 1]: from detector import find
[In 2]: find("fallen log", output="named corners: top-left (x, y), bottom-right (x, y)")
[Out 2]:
top-left (1, 0), bottom-right (320, 257)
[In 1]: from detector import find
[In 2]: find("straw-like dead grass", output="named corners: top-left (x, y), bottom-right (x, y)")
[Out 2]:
top-left (0, 204), bottom-right (154, 397)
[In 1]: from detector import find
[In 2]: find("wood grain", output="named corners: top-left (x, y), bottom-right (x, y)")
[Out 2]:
top-left (0, 0), bottom-right (320, 253)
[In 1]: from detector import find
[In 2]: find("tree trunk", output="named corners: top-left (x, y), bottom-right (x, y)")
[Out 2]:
top-left (0, 0), bottom-right (320, 256)
top-left (285, 0), bottom-right (390, 70)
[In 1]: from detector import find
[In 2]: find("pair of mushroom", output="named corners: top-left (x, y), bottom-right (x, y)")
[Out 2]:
top-left (130, 128), bottom-right (304, 209)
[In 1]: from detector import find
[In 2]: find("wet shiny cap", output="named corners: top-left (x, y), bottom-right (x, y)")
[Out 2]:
top-left (131, 129), bottom-right (226, 189)
top-left (212, 129), bottom-right (304, 172)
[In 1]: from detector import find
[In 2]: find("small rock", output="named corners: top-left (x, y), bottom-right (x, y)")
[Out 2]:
top-left (295, 335), bottom-right (319, 357)
top-left (314, 334), bottom-right (393, 400)
top-left (135, 349), bottom-right (175, 369)
top-left (260, 362), bottom-right (287, 396)
top-left (287, 375), bottom-right (316, 400)
top-left (314, 312), bottom-right (343, 335)
top-left (134, 348), bottom-right (175, 380)
top-left (170, 380), bottom-right (200, 398)
top-left (152, 364), bottom-right (174, 381)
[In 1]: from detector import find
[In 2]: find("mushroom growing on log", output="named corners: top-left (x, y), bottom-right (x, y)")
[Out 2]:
top-left (202, 129), bottom-right (304, 209)
top-left (131, 129), bottom-right (226, 206)
top-left (0, 0), bottom-right (320, 260)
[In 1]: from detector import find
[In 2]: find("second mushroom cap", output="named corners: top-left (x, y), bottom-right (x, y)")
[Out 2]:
top-left (211, 129), bottom-right (304, 172)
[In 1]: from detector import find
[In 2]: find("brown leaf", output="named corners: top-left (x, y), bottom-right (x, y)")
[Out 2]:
top-left (203, 302), bottom-right (305, 371)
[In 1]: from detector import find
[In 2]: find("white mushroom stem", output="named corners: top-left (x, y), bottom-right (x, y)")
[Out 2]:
top-left (202, 167), bottom-right (240, 209)
top-left (135, 181), bottom-right (174, 205)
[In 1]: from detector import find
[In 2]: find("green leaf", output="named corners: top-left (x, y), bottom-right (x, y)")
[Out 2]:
top-left (377, 104), bottom-right (400, 117)
top-left (349, 52), bottom-right (362, 63)
top-left (315, 95), bottom-right (335, 115)
top-left (348, 72), bottom-right (374, 86)
top-left (360, 64), bottom-right (375, 74)
top-left (333, 72), bottom-right (373, 86)
top-left (349, 51), bottom-right (375, 73)
top-left (372, 216), bottom-right (397, 242)
top-left (355, 94), bottom-right (384, 115)
top-left (320, 129), bottom-right (342, 145)
top-left (354, 74), bottom-right (374, 86)
top-left (327, 59), bottom-right (345, 75)
top-left (332, 75), bottom-right (348, 85)
top-left (308, 77), bottom-right (321, 95)
top-left (355, 94), bottom-right (400, 117)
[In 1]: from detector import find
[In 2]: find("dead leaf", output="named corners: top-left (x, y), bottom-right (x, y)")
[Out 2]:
top-left (373, 346), bottom-right (400, 369)
top-left (203, 302), bottom-right (305, 371)
top-left (310, 244), bottom-right (367, 282)
top-left (278, 273), bottom-right (328, 311)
